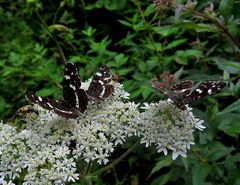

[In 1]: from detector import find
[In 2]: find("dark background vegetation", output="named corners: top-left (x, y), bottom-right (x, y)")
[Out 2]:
top-left (0, 0), bottom-right (240, 184)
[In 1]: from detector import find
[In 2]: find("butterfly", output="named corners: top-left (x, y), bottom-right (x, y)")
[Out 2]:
top-left (26, 63), bottom-right (114, 118)
top-left (152, 79), bottom-right (227, 110)
top-left (86, 64), bottom-right (114, 101)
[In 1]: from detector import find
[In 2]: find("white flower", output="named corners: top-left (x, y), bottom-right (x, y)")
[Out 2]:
top-left (138, 101), bottom-right (205, 160)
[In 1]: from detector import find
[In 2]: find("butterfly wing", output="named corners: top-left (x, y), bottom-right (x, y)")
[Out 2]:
top-left (63, 63), bottom-right (88, 112)
top-left (86, 65), bottom-right (114, 100)
top-left (184, 81), bottom-right (227, 104)
top-left (166, 80), bottom-right (194, 110)
top-left (170, 80), bottom-right (194, 95)
top-left (25, 94), bottom-right (79, 118)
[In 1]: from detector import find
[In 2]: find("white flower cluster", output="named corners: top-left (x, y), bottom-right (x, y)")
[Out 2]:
top-left (0, 82), bottom-right (205, 184)
top-left (139, 100), bottom-right (205, 160)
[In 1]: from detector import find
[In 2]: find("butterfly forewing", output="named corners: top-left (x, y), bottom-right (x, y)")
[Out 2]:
top-left (184, 81), bottom-right (227, 104)
top-left (25, 94), bottom-right (79, 118)
top-left (63, 63), bottom-right (88, 112)
top-left (86, 64), bottom-right (113, 100)
top-left (170, 80), bottom-right (194, 95)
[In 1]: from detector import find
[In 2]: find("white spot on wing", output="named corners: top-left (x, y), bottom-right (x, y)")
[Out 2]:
top-left (47, 103), bottom-right (53, 108)
top-left (207, 89), bottom-right (212, 94)
top-left (99, 86), bottom-right (106, 98)
top-left (70, 84), bottom-right (76, 90)
top-left (196, 89), bottom-right (203, 93)
top-left (65, 75), bottom-right (71, 80)
top-left (181, 89), bottom-right (188, 92)
top-left (38, 97), bottom-right (43, 101)
top-left (96, 72), bottom-right (102, 77)
top-left (75, 92), bottom-right (79, 108)
top-left (98, 80), bottom-right (104, 85)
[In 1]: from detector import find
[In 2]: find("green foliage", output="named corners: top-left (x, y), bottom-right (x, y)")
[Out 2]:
top-left (0, 0), bottom-right (240, 184)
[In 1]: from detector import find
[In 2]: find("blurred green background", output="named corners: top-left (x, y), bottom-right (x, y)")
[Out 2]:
top-left (0, 0), bottom-right (240, 184)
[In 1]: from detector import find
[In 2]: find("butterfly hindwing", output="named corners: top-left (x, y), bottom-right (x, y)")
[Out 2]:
top-left (86, 64), bottom-right (113, 100)
top-left (25, 94), bottom-right (79, 118)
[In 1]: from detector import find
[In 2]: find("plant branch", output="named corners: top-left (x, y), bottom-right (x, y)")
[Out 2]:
top-left (35, 10), bottom-right (68, 65)
top-left (193, 11), bottom-right (240, 54)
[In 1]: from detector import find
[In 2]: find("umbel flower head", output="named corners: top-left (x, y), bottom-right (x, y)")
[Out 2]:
top-left (139, 100), bottom-right (205, 160)
top-left (0, 80), bottom-right (205, 184)
top-left (0, 81), bottom-right (141, 184)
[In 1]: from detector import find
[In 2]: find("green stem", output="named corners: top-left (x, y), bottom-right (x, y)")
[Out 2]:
top-left (35, 10), bottom-right (68, 64)
top-left (134, 0), bottom-right (162, 59)
top-left (91, 141), bottom-right (140, 176)
top-left (84, 162), bottom-right (92, 177)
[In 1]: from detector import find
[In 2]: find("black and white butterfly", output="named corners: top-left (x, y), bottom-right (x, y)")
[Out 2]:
top-left (154, 80), bottom-right (227, 110)
top-left (86, 64), bottom-right (114, 101)
top-left (26, 63), bottom-right (114, 118)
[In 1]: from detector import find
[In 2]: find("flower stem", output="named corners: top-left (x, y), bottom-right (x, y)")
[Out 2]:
top-left (91, 141), bottom-right (140, 175)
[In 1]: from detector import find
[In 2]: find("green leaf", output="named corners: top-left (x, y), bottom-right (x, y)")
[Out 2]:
top-left (173, 22), bottom-right (218, 32)
top-left (141, 86), bottom-right (152, 100)
top-left (207, 142), bottom-right (234, 161)
top-left (151, 168), bottom-right (176, 185)
top-left (218, 113), bottom-right (240, 136)
top-left (149, 156), bottom-right (173, 177)
top-left (37, 88), bottom-right (56, 97)
top-left (118, 19), bottom-right (132, 27)
top-left (152, 26), bottom-right (179, 37)
top-left (218, 153), bottom-right (240, 164)
top-left (165, 39), bottom-right (187, 50)
top-left (219, 0), bottom-right (234, 21)
top-left (145, 39), bottom-right (162, 51)
top-left (48, 24), bottom-right (69, 32)
top-left (113, 53), bottom-right (128, 67)
top-left (192, 163), bottom-right (212, 185)
top-left (144, 4), bottom-right (155, 17)
top-left (218, 99), bottom-right (240, 115)
top-left (213, 58), bottom-right (240, 74)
